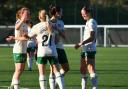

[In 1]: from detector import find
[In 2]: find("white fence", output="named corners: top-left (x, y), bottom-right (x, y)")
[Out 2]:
top-left (0, 25), bottom-right (128, 47)
top-left (65, 25), bottom-right (128, 47)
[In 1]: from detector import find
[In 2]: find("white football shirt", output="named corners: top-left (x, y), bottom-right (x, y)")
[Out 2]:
top-left (27, 26), bottom-right (36, 48)
top-left (13, 19), bottom-right (28, 53)
top-left (82, 18), bottom-right (97, 52)
top-left (28, 22), bottom-right (57, 57)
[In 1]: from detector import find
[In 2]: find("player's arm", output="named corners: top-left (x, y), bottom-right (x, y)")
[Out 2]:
top-left (47, 21), bottom-right (52, 34)
top-left (58, 30), bottom-right (66, 40)
top-left (58, 21), bottom-right (66, 40)
top-left (15, 34), bottom-right (30, 41)
top-left (15, 12), bottom-right (27, 30)
top-left (74, 31), bottom-right (95, 49)
top-left (6, 34), bottom-right (30, 42)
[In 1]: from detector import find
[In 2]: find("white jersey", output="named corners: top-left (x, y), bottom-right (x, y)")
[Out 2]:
top-left (28, 22), bottom-right (57, 57)
top-left (82, 18), bottom-right (97, 52)
top-left (50, 19), bottom-right (64, 49)
top-left (13, 19), bottom-right (28, 53)
top-left (27, 26), bottom-right (36, 48)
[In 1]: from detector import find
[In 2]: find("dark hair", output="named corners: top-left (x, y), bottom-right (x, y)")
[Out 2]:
top-left (82, 6), bottom-right (91, 13)
top-left (49, 5), bottom-right (61, 16)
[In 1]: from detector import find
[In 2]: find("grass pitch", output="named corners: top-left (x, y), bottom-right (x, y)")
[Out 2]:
top-left (0, 47), bottom-right (128, 89)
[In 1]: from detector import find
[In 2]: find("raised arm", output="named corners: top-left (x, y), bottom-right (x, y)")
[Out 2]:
top-left (15, 11), bottom-right (28, 30)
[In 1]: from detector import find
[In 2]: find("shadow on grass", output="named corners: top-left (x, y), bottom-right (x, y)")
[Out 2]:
top-left (98, 84), bottom-right (128, 88)
top-left (0, 80), bottom-right (11, 83)
top-left (68, 69), bottom-right (128, 74)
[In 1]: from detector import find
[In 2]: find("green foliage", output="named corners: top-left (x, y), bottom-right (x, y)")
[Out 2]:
top-left (0, 0), bottom-right (128, 25)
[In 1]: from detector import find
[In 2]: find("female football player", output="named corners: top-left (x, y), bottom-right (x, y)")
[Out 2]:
top-left (48, 5), bottom-right (70, 89)
top-left (7, 7), bottom-right (30, 89)
top-left (26, 21), bottom-right (37, 71)
top-left (74, 6), bottom-right (98, 89)
top-left (7, 9), bottom-right (65, 89)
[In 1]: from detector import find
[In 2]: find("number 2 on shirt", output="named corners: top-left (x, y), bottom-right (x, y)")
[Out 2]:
top-left (42, 34), bottom-right (52, 46)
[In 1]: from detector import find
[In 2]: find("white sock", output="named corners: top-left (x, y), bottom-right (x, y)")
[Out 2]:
top-left (55, 72), bottom-right (65, 89)
top-left (60, 69), bottom-right (65, 86)
top-left (11, 79), bottom-right (19, 89)
top-left (27, 57), bottom-right (33, 70)
top-left (81, 74), bottom-right (87, 89)
top-left (39, 75), bottom-right (47, 89)
top-left (49, 73), bottom-right (56, 89)
top-left (90, 73), bottom-right (98, 89)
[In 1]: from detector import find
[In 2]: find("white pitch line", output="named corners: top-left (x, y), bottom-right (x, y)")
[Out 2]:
top-left (0, 86), bottom-right (29, 89)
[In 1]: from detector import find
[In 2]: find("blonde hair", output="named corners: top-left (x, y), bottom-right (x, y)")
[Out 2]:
top-left (38, 9), bottom-right (50, 22)
top-left (16, 7), bottom-right (30, 20)
top-left (38, 10), bottom-right (52, 34)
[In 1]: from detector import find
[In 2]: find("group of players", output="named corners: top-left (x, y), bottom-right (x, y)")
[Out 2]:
top-left (6, 5), bottom-right (98, 89)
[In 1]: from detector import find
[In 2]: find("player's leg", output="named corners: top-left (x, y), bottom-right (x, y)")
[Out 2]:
top-left (49, 66), bottom-right (56, 89)
top-left (10, 53), bottom-right (26, 89)
top-left (59, 63), bottom-right (68, 88)
top-left (49, 57), bottom-right (65, 89)
top-left (60, 63), bottom-right (69, 76)
top-left (87, 52), bottom-right (98, 89)
top-left (80, 52), bottom-right (88, 89)
top-left (38, 64), bottom-right (47, 89)
top-left (11, 63), bottom-right (25, 89)
top-left (27, 48), bottom-right (31, 70)
top-left (27, 48), bottom-right (34, 71)
top-left (37, 57), bottom-right (48, 89)
top-left (34, 47), bottom-right (37, 61)
top-left (57, 48), bottom-right (69, 76)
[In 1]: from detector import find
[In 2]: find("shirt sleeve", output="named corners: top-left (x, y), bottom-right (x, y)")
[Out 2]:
top-left (14, 19), bottom-right (20, 29)
top-left (88, 20), bottom-right (97, 32)
top-left (58, 20), bottom-right (64, 31)
top-left (28, 25), bottom-right (38, 37)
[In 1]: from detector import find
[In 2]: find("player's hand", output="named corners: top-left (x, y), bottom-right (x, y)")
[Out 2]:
top-left (21, 11), bottom-right (27, 22)
top-left (6, 36), bottom-right (15, 42)
top-left (74, 43), bottom-right (81, 49)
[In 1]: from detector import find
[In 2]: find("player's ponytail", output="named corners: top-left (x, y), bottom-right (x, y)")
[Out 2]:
top-left (49, 4), bottom-right (61, 16)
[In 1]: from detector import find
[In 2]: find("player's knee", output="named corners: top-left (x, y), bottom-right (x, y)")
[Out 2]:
top-left (64, 65), bottom-right (70, 73)
top-left (15, 68), bottom-right (24, 74)
top-left (80, 65), bottom-right (87, 73)
top-left (61, 64), bottom-right (70, 73)
top-left (52, 65), bottom-right (59, 73)
top-left (87, 64), bottom-right (95, 73)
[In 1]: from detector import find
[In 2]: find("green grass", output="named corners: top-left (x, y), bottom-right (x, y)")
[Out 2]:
top-left (0, 47), bottom-right (128, 89)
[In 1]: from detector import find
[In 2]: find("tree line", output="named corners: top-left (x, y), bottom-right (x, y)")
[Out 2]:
top-left (0, 0), bottom-right (128, 25)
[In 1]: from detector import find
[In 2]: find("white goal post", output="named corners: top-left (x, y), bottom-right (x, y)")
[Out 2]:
top-left (0, 25), bottom-right (128, 47)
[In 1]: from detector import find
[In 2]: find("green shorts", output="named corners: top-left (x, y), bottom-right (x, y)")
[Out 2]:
top-left (57, 48), bottom-right (69, 64)
top-left (81, 51), bottom-right (96, 59)
top-left (37, 56), bottom-right (58, 65)
top-left (13, 53), bottom-right (27, 63)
